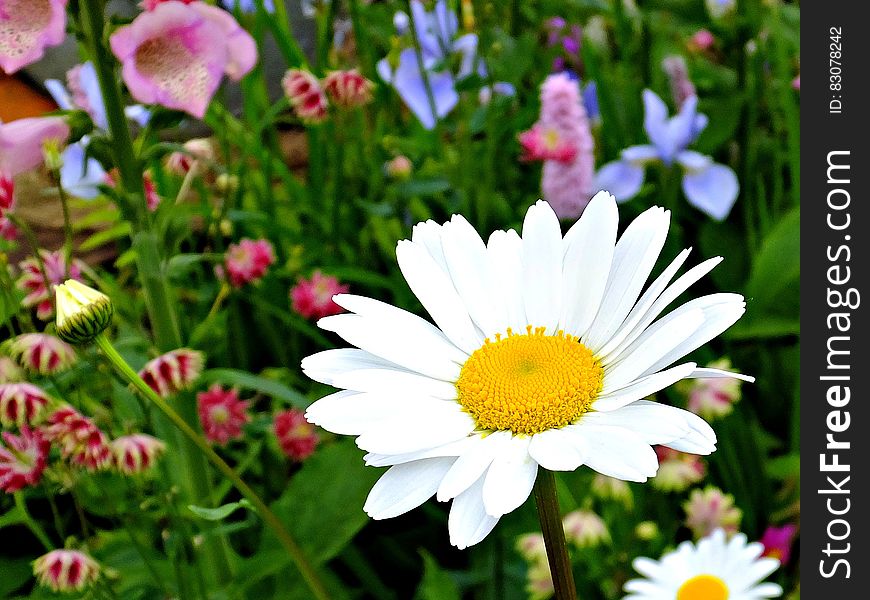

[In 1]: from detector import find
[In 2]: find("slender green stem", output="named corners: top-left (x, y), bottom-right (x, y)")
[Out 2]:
top-left (533, 470), bottom-right (576, 600)
top-left (51, 171), bottom-right (75, 279)
top-left (94, 334), bottom-right (330, 600)
top-left (14, 492), bottom-right (54, 550)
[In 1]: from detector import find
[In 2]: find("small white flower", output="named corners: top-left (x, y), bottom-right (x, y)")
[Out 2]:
top-left (624, 528), bottom-right (782, 599)
top-left (303, 192), bottom-right (752, 549)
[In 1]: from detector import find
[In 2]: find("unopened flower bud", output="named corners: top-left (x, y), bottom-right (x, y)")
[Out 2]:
top-left (55, 280), bottom-right (114, 344)
top-left (42, 139), bottom-right (64, 171)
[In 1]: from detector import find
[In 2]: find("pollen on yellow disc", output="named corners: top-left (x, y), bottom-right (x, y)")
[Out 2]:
top-left (676, 574), bottom-right (729, 600)
top-left (455, 326), bottom-right (604, 435)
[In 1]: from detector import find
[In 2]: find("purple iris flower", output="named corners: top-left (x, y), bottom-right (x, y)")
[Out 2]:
top-left (222, 0), bottom-right (274, 13)
top-left (595, 89), bottom-right (738, 221)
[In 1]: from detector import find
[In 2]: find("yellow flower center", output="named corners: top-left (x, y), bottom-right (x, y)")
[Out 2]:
top-left (677, 574), bottom-right (729, 600)
top-left (456, 327), bottom-right (603, 435)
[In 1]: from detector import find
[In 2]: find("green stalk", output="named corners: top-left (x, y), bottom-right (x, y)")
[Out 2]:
top-left (533, 470), bottom-right (576, 600)
top-left (14, 492), bottom-right (54, 550)
top-left (94, 334), bottom-right (331, 600)
top-left (51, 170), bottom-right (75, 279)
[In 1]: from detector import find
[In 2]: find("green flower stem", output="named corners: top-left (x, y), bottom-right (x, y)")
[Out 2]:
top-left (51, 170), bottom-right (75, 280)
top-left (533, 470), bottom-right (576, 600)
top-left (14, 492), bottom-right (53, 551)
top-left (94, 334), bottom-right (331, 600)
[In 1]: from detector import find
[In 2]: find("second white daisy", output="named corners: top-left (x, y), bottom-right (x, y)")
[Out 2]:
top-left (303, 191), bottom-right (751, 549)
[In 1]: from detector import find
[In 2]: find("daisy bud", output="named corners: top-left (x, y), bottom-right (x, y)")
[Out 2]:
top-left (760, 524), bottom-right (798, 566)
top-left (591, 473), bottom-right (633, 508)
top-left (684, 486), bottom-right (743, 539)
top-left (111, 434), bottom-right (166, 475)
top-left (0, 174), bottom-right (14, 213)
top-left (0, 356), bottom-right (24, 384)
top-left (138, 349), bottom-right (204, 399)
top-left (3, 333), bottom-right (77, 375)
top-left (33, 549), bottom-right (101, 593)
top-left (44, 406), bottom-right (113, 472)
top-left (16, 250), bottom-right (83, 321)
top-left (635, 521), bottom-right (660, 541)
top-left (166, 138), bottom-right (215, 175)
top-left (221, 238), bottom-right (276, 288)
top-left (526, 562), bottom-right (555, 600)
top-left (290, 270), bottom-right (349, 320)
top-left (55, 280), bottom-right (114, 344)
top-left (562, 509), bottom-right (610, 548)
top-left (652, 446), bottom-right (706, 492)
top-left (687, 358), bottom-right (743, 420)
top-left (515, 532), bottom-right (548, 563)
top-left (0, 383), bottom-right (51, 428)
top-left (197, 385), bottom-right (250, 445)
top-left (282, 69), bottom-right (329, 123)
top-left (274, 409), bottom-right (319, 461)
top-left (42, 138), bottom-right (64, 171)
top-left (384, 155), bottom-right (413, 179)
top-left (144, 171), bottom-right (161, 212)
top-left (322, 70), bottom-right (374, 108)
top-left (0, 215), bottom-right (17, 240)
top-left (0, 426), bottom-right (50, 492)
top-left (216, 173), bottom-right (239, 193)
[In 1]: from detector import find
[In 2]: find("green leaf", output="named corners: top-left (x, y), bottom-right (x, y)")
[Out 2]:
top-left (724, 316), bottom-right (799, 340)
top-left (188, 499), bottom-right (252, 521)
top-left (766, 454), bottom-right (800, 480)
top-left (0, 557), bottom-right (32, 597)
top-left (745, 207), bottom-right (800, 313)
top-left (79, 221), bottom-right (132, 251)
top-left (200, 368), bottom-right (310, 408)
top-left (394, 178), bottom-right (452, 198)
top-left (414, 551), bottom-right (461, 600)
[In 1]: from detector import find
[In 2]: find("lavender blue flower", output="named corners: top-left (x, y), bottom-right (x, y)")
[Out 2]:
top-left (595, 89), bottom-right (738, 221)
top-left (222, 0), bottom-right (275, 13)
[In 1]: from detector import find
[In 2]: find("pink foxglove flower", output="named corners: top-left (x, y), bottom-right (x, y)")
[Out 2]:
top-left (16, 250), bottom-right (83, 320)
top-left (0, 0), bottom-right (68, 74)
top-left (323, 70), bottom-right (374, 108)
top-left (684, 486), bottom-right (742, 539)
top-left (166, 137), bottom-right (214, 175)
top-left (562, 509), bottom-right (610, 548)
top-left (0, 356), bottom-right (24, 383)
top-left (652, 446), bottom-right (706, 492)
top-left (533, 73), bottom-right (595, 219)
top-left (687, 358), bottom-right (743, 420)
top-left (282, 69), bottom-right (329, 123)
top-left (0, 426), bottom-right (49, 492)
top-left (44, 406), bottom-right (113, 471)
top-left (760, 524), bottom-right (797, 566)
top-left (222, 238), bottom-right (276, 287)
top-left (110, 1), bottom-right (257, 118)
top-left (111, 434), bottom-right (166, 474)
top-left (33, 549), bottom-right (101, 593)
top-left (0, 382), bottom-right (50, 428)
top-left (290, 270), bottom-right (349, 320)
top-left (0, 116), bottom-right (69, 177)
top-left (3, 333), bottom-right (77, 375)
top-left (197, 384), bottom-right (250, 444)
top-left (274, 409), bottom-right (318, 461)
top-left (138, 348), bottom-right (204, 398)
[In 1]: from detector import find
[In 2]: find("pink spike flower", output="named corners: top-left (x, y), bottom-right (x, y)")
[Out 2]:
top-left (44, 406), bottom-right (113, 471)
top-left (222, 238), bottom-right (276, 287)
top-left (0, 382), bottom-right (51, 428)
top-left (532, 73), bottom-right (595, 219)
top-left (274, 409), bottom-right (318, 461)
top-left (652, 446), bottom-right (706, 492)
top-left (0, 0), bottom-right (68, 74)
top-left (110, 1), bottom-right (257, 118)
top-left (0, 116), bottom-right (70, 177)
top-left (111, 434), bottom-right (166, 474)
top-left (138, 348), bottom-right (204, 398)
top-left (760, 524), bottom-right (798, 566)
top-left (0, 426), bottom-right (49, 492)
top-left (282, 69), bottom-right (329, 123)
top-left (16, 250), bottom-right (83, 320)
top-left (323, 70), bottom-right (374, 108)
top-left (197, 384), bottom-right (250, 444)
top-left (290, 270), bottom-right (348, 320)
top-left (3, 333), bottom-right (77, 375)
top-left (683, 486), bottom-right (743, 539)
top-left (33, 549), bottom-right (101, 593)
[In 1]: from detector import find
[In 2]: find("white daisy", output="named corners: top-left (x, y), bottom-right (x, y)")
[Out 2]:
top-left (303, 191), bottom-right (752, 549)
top-left (624, 528), bottom-right (783, 599)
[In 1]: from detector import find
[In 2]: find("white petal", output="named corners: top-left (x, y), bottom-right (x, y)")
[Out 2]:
top-left (301, 348), bottom-right (397, 386)
top-left (318, 313), bottom-right (462, 381)
top-left (440, 215), bottom-right (507, 336)
top-left (559, 191), bottom-right (618, 338)
top-left (688, 368), bottom-right (755, 383)
top-left (436, 431), bottom-right (511, 501)
top-left (584, 206), bottom-right (670, 351)
top-left (594, 363), bottom-right (696, 411)
top-left (355, 405), bottom-right (476, 454)
top-left (482, 437), bottom-right (538, 517)
top-left (364, 457), bottom-right (455, 519)
top-left (747, 583), bottom-right (784, 598)
top-left (396, 240), bottom-right (484, 354)
top-left (583, 400), bottom-right (693, 445)
top-left (603, 309), bottom-right (704, 392)
top-left (448, 475), bottom-right (500, 549)
top-left (411, 220), bottom-right (449, 272)
top-left (305, 391), bottom-right (444, 435)
top-left (569, 424), bottom-right (659, 481)
top-left (522, 200), bottom-right (563, 332)
top-left (660, 410), bottom-right (717, 455)
top-left (487, 229), bottom-right (527, 332)
top-left (364, 437), bottom-right (477, 467)
top-left (528, 428), bottom-right (586, 471)
top-left (602, 256), bottom-right (724, 360)
top-left (332, 368), bottom-right (458, 399)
